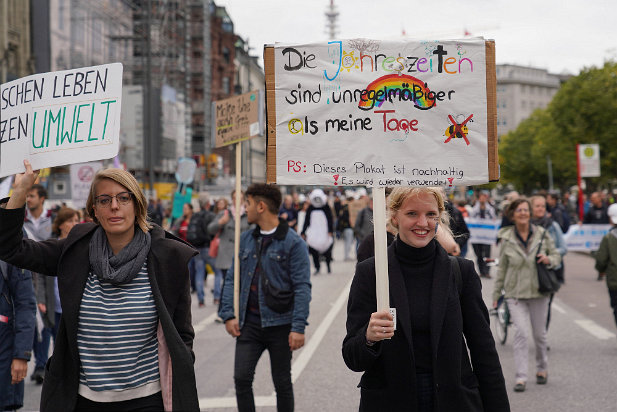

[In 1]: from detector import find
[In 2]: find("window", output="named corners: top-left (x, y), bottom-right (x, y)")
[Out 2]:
top-left (222, 46), bottom-right (230, 64)
top-left (222, 77), bottom-right (230, 95)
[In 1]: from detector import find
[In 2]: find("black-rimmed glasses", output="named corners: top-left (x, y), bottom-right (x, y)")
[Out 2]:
top-left (95, 192), bottom-right (133, 207)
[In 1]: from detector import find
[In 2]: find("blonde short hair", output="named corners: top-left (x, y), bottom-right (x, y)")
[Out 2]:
top-left (86, 169), bottom-right (151, 233)
top-left (387, 187), bottom-right (451, 234)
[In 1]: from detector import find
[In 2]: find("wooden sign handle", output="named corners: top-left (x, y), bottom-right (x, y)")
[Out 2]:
top-left (372, 186), bottom-right (389, 311)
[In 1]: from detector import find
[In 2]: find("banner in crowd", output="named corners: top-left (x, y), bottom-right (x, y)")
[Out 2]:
top-left (266, 38), bottom-right (497, 186)
top-left (69, 161), bottom-right (103, 209)
top-left (465, 217), bottom-right (501, 245)
top-left (563, 224), bottom-right (611, 251)
top-left (0, 63), bottom-right (123, 177)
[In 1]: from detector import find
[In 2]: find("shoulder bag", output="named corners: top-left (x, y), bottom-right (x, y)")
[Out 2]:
top-left (536, 229), bottom-right (561, 294)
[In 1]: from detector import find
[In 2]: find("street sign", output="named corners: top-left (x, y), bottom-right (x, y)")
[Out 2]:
top-left (578, 143), bottom-right (601, 177)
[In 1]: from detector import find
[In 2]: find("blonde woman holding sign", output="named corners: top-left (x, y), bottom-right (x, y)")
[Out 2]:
top-left (0, 160), bottom-right (199, 411)
top-left (343, 187), bottom-right (509, 412)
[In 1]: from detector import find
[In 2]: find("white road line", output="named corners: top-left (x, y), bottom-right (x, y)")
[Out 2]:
top-left (198, 278), bottom-right (353, 409)
top-left (551, 302), bottom-right (566, 314)
top-left (194, 312), bottom-right (218, 333)
top-left (574, 319), bottom-right (616, 340)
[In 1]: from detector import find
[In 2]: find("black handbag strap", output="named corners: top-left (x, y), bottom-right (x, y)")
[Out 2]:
top-left (536, 226), bottom-right (547, 254)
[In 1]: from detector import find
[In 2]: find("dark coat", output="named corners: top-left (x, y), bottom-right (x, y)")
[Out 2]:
top-left (343, 240), bottom-right (510, 412)
top-left (0, 207), bottom-right (199, 412)
top-left (0, 261), bottom-right (36, 410)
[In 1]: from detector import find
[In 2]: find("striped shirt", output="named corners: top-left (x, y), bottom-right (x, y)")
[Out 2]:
top-left (77, 263), bottom-right (160, 402)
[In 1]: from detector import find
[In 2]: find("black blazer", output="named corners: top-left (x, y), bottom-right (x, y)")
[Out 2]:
top-left (0, 207), bottom-right (199, 411)
top-left (343, 239), bottom-right (510, 412)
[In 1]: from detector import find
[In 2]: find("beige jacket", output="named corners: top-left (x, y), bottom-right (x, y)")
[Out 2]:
top-left (493, 225), bottom-right (561, 302)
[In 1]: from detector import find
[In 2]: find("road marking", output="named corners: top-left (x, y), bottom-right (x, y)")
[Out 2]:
top-left (194, 312), bottom-right (218, 333)
top-left (198, 278), bottom-right (353, 409)
top-left (588, 303), bottom-right (597, 308)
top-left (574, 319), bottom-right (616, 340)
top-left (551, 302), bottom-right (566, 314)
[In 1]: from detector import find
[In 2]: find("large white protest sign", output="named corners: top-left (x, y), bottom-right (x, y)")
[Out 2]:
top-left (268, 38), bottom-right (496, 186)
top-left (70, 161), bottom-right (103, 209)
top-left (0, 63), bottom-right (123, 177)
top-left (563, 224), bottom-right (611, 251)
top-left (465, 217), bottom-right (500, 245)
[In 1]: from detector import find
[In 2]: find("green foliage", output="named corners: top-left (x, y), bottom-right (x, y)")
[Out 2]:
top-left (499, 61), bottom-right (617, 192)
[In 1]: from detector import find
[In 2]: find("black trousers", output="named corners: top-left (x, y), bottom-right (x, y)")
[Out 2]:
top-left (472, 244), bottom-right (491, 276)
top-left (234, 322), bottom-right (293, 412)
top-left (75, 391), bottom-right (163, 411)
top-left (609, 289), bottom-right (617, 329)
top-left (308, 244), bottom-right (333, 273)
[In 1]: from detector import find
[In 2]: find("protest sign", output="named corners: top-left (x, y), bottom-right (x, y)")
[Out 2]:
top-left (265, 38), bottom-right (497, 186)
top-left (0, 63), bottom-right (123, 177)
top-left (212, 90), bottom-right (263, 148)
top-left (465, 217), bottom-right (501, 245)
top-left (563, 224), bottom-right (611, 251)
top-left (69, 161), bottom-right (103, 209)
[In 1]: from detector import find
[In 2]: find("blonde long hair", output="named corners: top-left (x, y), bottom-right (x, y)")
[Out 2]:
top-left (85, 169), bottom-right (151, 233)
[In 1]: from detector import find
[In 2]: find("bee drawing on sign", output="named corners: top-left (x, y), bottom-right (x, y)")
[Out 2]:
top-left (444, 114), bottom-right (473, 146)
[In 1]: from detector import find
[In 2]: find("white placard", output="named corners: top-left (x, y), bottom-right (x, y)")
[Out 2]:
top-left (273, 38), bottom-right (489, 187)
top-left (0, 63), bottom-right (123, 177)
top-left (579, 144), bottom-right (601, 178)
top-left (466, 217), bottom-right (500, 245)
top-left (70, 161), bottom-right (103, 209)
top-left (563, 224), bottom-right (611, 251)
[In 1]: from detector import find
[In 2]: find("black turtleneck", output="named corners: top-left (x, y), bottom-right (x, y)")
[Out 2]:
top-left (395, 237), bottom-right (436, 373)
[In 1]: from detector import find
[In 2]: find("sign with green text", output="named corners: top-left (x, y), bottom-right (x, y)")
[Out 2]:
top-left (0, 63), bottom-right (123, 177)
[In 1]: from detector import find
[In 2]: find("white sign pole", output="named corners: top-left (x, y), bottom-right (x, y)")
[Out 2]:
top-left (233, 142), bottom-right (242, 319)
top-left (372, 186), bottom-right (389, 311)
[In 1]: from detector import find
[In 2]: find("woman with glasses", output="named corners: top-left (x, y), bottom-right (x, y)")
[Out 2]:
top-left (343, 187), bottom-right (509, 412)
top-left (492, 198), bottom-right (561, 393)
top-left (0, 160), bottom-right (199, 411)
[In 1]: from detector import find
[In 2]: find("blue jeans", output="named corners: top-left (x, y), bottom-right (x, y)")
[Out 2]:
top-left (33, 325), bottom-right (52, 370)
top-left (194, 246), bottom-right (223, 303)
top-left (234, 322), bottom-right (293, 412)
top-left (342, 228), bottom-right (354, 260)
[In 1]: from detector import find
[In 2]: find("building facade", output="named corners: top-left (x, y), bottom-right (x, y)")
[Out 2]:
top-left (0, 0), bottom-right (33, 83)
top-left (496, 64), bottom-right (563, 136)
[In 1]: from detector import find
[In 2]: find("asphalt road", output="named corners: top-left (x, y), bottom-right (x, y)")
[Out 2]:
top-left (20, 242), bottom-right (617, 411)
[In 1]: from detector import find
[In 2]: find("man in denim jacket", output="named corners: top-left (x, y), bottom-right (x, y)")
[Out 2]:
top-left (219, 184), bottom-right (311, 412)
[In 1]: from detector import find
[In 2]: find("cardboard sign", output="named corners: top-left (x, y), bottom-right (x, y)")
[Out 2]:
top-left (212, 90), bottom-right (263, 148)
top-left (69, 161), bottom-right (103, 209)
top-left (265, 39), bottom-right (497, 186)
top-left (0, 63), bottom-right (123, 177)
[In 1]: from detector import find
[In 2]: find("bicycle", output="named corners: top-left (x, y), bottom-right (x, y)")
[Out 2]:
top-left (490, 294), bottom-right (510, 345)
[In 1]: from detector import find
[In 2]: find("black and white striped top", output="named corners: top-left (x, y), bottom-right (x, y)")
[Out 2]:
top-left (77, 263), bottom-right (160, 402)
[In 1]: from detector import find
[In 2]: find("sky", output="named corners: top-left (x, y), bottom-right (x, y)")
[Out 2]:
top-left (215, 0), bottom-right (616, 75)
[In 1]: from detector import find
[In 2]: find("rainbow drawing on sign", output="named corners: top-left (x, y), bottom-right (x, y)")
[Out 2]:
top-left (357, 74), bottom-right (436, 111)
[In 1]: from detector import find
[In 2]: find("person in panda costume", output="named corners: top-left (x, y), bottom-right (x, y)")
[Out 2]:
top-left (301, 189), bottom-right (334, 275)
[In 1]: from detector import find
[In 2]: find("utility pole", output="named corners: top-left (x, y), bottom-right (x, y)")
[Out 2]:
top-left (144, 0), bottom-right (154, 192)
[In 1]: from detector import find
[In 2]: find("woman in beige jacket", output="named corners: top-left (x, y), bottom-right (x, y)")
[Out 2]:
top-left (492, 198), bottom-right (561, 393)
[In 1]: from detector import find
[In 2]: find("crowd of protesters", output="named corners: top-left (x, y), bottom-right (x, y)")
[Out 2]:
top-left (5, 167), bottom-right (617, 411)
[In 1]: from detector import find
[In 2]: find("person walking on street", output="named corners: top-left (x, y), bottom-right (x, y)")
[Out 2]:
top-left (23, 184), bottom-right (54, 385)
top-left (208, 190), bottom-right (250, 310)
top-left (471, 191), bottom-right (497, 278)
top-left (0, 194), bottom-right (36, 411)
top-left (336, 195), bottom-right (355, 261)
top-left (343, 187), bottom-right (509, 411)
top-left (493, 198), bottom-right (561, 393)
top-left (546, 193), bottom-right (570, 234)
top-left (0, 160), bottom-right (199, 411)
top-left (353, 196), bottom-right (374, 252)
top-left (594, 203), bottom-right (617, 330)
top-left (584, 192), bottom-right (610, 280)
top-left (279, 195), bottom-right (298, 232)
top-left (187, 198), bottom-right (222, 307)
top-left (219, 184), bottom-right (311, 412)
top-left (530, 196), bottom-right (567, 331)
top-left (301, 189), bottom-right (334, 275)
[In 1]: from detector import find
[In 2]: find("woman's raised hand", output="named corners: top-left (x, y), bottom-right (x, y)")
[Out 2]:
top-left (366, 310), bottom-right (395, 342)
top-left (7, 160), bottom-right (40, 209)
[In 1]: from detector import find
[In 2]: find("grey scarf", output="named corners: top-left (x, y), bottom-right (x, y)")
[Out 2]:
top-left (89, 225), bottom-right (152, 285)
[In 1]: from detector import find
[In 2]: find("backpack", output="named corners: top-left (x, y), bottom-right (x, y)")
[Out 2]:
top-left (186, 210), bottom-right (214, 247)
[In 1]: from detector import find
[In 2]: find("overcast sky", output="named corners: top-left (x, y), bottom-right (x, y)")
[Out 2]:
top-left (215, 0), bottom-right (615, 75)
